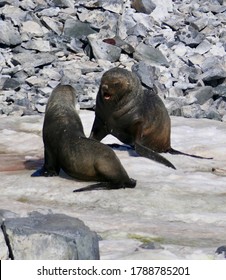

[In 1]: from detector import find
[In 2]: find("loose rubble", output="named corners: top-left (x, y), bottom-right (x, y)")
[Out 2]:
top-left (0, 0), bottom-right (225, 120)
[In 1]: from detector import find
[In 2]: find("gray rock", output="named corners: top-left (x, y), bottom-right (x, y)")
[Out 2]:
top-left (41, 16), bottom-right (63, 35)
top-left (102, 36), bottom-right (134, 54)
top-left (64, 19), bottom-right (97, 40)
top-left (88, 34), bottom-right (121, 62)
top-left (206, 106), bottom-right (222, 121)
top-left (0, 209), bottom-right (18, 220)
top-left (2, 78), bottom-right (21, 90)
top-left (0, 5), bottom-right (27, 26)
top-left (216, 246), bottom-right (226, 259)
top-left (117, 9), bottom-right (136, 39)
top-left (131, 0), bottom-right (156, 14)
top-left (0, 226), bottom-right (8, 260)
top-left (150, 0), bottom-right (173, 21)
top-left (200, 56), bottom-right (222, 72)
top-left (195, 39), bottom-right (212, 54)
top-left (37, 7), bottom-right (61, 17)
top-left (176, 26), bottom-right (205, 48)
top-left (0, 20), bottom-right (22, 46)
top-left (12, 53), bottom-right (56, 69)
top-left (21, 38), bottom-right (51, 52)
top-left (213, 84), bottom-right (226, 98)
top-left (102, 0), bottom-right (123, 14)
top-left (127, 23), bottom-right (148, 37)
top-left (200, 68), bottom-right (226, 82)
top-left (26, 76), bottom-right (48, 87)
top-left (186, 86), bottom-right (214, 105)
top-left (35, 103), bottom-right (46, 113)
top-left (132, 62), bottom-right (157, 88)
top-left (3, 212), bottom-right (99, 260)
top-left (181, 104), bottom-right (206, 118)
top-left (134, 42), bottom-right (169, 67)
top-left (21, 20), bottom-right (44, 38)
top-left (49, 0), bottom-right (74, 8)
top-left (165, 96), bottom-right (188, 116)
top-left (163, 15), bottom-right (184, 31)
top-left (191, 17), bottom-right (209, 31)
top-left (213, 97), bottom-right (226, 116)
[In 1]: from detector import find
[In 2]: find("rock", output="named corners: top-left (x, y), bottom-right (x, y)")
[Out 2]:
top-left (163, 15), bottom-right (184, 31)
top-left (176, 25), bottom-right (205, 48)
top-left (21, 20), bottom-right (44, 38)
top-left (3, 78), bottom-right (21, 90)
top-left (0, 0), bottom-right (225, 120)
top-left (191, 17), bottom-right (209, 31)
top-left (150, 0), bottom-right (173, 21)
top-left (49, 0), bottom-right (74, 8)
top-left (0, 20), bottom-right (22, 46)
top-left (133, 42), bottom-right (169, 67)
top-left (0, 222), bottom-right (8, 259)
top-left (21, 38), bottom-right (51, 52)
top-left (35, 103), bottom-right (46, 113)
top-left (37, 7), bottom-right (61, 17)
top-left (103, 36), bottom-right (134, 54)
top-left (26, 76), bottom-right (48, 87)
top-left (3, 212), bottom-right (100, 260)
top-left (12, 53), bottom-right (56, 69)
top-left (88, 34), bottom-right (121, 62)
top-left (195, 39), bottom-right (212, 54)
top-left (132, 61), bottom-right (157, 88)
top-left (0, 5), bottom-right (27, 26)
top-left (181, 104), bottom-right (206, 118)
top-left (117, 8), bottom-right (136, 39)
top-left (213, 84), bottom-right (226, 98)
top-left (215, 246), bottom-right (226, 259)
top-left (200, 68), bottom-right (226, 83)
top-left (63, 18), bottom-right (97, 40)
top-left (102, 0), bottom-right (123, 14)
top-left (131, 0), bottom-right (156, 14)
top-left (186, 86), bottom-right (214, 105)
top-left (41, 16), bottom-right (63, 35)
top-left (206, 106), bottom-right (222, 121)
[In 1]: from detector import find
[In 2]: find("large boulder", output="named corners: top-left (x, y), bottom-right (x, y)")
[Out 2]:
top-left (1, 211), bottom-right (99, 260)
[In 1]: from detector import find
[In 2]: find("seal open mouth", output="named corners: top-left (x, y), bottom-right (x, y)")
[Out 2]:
top-left (101, 84), bottom-right (112, 100)
top-left (103, 92), bottom-right (111, 100)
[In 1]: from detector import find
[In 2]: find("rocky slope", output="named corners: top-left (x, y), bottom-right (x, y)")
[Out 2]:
top-left (0, 0), bottom-right (225, 120)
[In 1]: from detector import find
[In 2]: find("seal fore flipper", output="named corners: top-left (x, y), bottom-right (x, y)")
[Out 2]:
top-left (135, 142), bottom-right (176, 169)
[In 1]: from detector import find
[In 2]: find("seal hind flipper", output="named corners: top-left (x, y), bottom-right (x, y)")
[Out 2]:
top-left (73, 179), bottom-right (136, 192)
top-left (167, 148), bottom-right (213, 159)
top-left (135, 142), bottom-right (176, 169)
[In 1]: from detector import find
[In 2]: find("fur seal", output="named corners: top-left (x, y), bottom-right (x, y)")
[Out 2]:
top-left (31, 84), bottom-right (136, 192)
top-left (90, 67), bottom-right (211, 169)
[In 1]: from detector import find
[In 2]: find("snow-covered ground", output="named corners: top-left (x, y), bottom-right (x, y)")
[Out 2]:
top-left (0, 110), bottom-right (226, 259)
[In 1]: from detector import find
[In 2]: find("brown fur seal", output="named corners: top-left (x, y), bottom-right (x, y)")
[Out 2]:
top-left (90, 67), bottom-right (211, 169)
top-left (31, 84), bottom-right (136, 192)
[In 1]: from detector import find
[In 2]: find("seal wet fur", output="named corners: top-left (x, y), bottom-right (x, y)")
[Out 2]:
top-left (31, 84), bottom-right (136, 192)
top-left (90, 67), bottom-right (211, 169)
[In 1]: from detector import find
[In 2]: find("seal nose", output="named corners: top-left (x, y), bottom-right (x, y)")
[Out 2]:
top-left (102, 84), bottom-right (108, 92)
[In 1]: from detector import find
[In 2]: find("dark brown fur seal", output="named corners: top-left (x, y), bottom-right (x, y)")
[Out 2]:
top-left (90, 67), bottom-right (211, 169)
top-left (31, 84), bottom-right (136, 192)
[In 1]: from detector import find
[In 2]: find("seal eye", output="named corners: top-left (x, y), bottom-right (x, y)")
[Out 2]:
top-left (113, 82), bottom-right (120, 87)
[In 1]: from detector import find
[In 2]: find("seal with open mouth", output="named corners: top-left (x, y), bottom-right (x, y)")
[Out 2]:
top-left (90, 67), bottom-right (211, 169)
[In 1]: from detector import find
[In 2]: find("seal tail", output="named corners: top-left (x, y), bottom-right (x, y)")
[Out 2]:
top-left (167, 148), bottom-right (213, 159)
top-left (73, 179), bottom-right (136, 192)
top-left (135, 143), bottom-right (176, 169)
